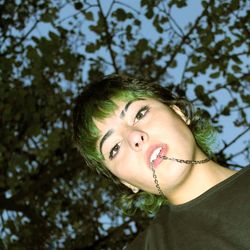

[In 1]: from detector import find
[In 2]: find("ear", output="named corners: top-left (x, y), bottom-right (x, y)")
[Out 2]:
top-left (171, 105), bottom-right (190, 125)
top-left (121, 181), bottom-right (139, 193)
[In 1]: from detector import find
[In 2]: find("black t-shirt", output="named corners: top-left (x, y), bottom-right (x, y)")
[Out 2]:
top-left (126, 166), bottom-right (250, 250)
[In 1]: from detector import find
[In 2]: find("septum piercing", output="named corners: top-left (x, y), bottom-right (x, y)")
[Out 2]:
top-left (150, 156), bottom-right (210, 196)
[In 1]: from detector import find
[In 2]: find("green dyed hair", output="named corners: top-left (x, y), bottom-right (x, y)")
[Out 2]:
top-left (73, 74), bottom-right (216, 215)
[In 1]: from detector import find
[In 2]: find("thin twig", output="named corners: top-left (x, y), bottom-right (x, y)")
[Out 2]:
top-left (152, 1), bottom-right (210, 81)
top-left (219, 127), bottom-right (250, 153)
top-left (0, 19), bottom-right (39, 57)
top-left (106, 0), bottom-right (115, 18)
top-left (161, 3), bottom-right (185, 37)
top-left (231, 105), bottom-right (250, 112)
top-left (225, 148), bottom-right (247, 162)
top-left (57, 5), bottom-right (96, 24)
top-left (190, 84), bottom-right (225, 103)
top-left (179, 54), bottom-right (192, 86)
top-left (115, 0), bottom-right (140, 15)
top-left (97, 0), bottom-right (119, 73)
top-left (88, 56), bottom-right (114, 66)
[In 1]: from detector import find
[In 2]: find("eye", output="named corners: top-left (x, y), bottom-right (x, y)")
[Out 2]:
top-left (134, 105), bottom-right (150, 123)
top-left (109, 142), bottom-right (121, 160)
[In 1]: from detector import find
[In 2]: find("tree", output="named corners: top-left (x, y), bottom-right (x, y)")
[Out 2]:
top-left (0, 0), bottom-right (249, 249)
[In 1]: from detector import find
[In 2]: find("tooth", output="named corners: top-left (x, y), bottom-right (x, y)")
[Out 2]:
top-left (150, 147), bottom-right (162, 162)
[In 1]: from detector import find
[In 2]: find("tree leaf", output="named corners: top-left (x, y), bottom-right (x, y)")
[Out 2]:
top-left (232, 64), bottom-right (241, 73)
top-left (113, 8), bottom-right (127, 21)
top-left (85, 11), bottom-right (94, 21)
top-left (210, 72), bottom-right (220, 79)
top-left (74, 2), bottom-right (83, 10)
top-left (86, 43), bottom-right (98, 53)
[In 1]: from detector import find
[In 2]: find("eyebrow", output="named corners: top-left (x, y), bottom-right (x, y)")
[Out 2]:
top-left (99, 98), bottom-right (145, 156)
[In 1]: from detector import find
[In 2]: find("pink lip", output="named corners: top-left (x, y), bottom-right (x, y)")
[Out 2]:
top-left (146, 144), bottom-right (168, 168)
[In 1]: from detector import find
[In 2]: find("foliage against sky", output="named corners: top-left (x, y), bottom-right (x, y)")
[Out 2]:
top-left (0, 0), bottom-right (249, 249)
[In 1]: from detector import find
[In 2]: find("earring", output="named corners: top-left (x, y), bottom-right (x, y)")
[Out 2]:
top-left (132, 186), bottom-right (139, 193)
top-left (121, 181), bottom-right (140, 193)
top-left (186, 118), bottom-right (191, 125)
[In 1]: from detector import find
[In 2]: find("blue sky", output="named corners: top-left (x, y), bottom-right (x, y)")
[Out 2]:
top-left (1, 0), bottom-right (249, 244)
top-left (32, 0), bottom-right (249, 166)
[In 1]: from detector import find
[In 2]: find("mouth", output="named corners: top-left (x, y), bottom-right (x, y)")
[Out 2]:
top-left (147, 144), bottom-right (168, 168)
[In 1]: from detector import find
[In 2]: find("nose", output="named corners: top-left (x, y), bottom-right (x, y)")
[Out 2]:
top-left (127, 128), bottom-right (148, 150)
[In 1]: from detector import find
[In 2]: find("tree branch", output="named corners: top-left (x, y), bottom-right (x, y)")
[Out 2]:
top-left (179, 54), bottom-right (192, 86)
top-left (219, 127), bottom-right (250, 153)
top-left (97, 0), bottom-right (119, 73)
top-left (0, 197), bottom-right (49, 247)
top-left (231, 105), bottom-right (250, 112)
top-left (0, 149), bottom-right (82, 205)
top-left (56, 5), bottom-right (97, 25)
top-left (106, 0), bottom-right (115, 18)
top-left (115, 0), bottom-right (140, 15)
top-left (152, 1), bottom-right (210, 81)
top-left (225, 147), bottom-right (247, 161)
top-left (190, 84), bottom-right (226, 103)
top-left (159, 3), bottom-right (185, 38)
top-left (0, 19), bottom-right (39, 57)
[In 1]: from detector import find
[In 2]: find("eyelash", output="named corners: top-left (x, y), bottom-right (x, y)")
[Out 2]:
top-left (109, 105), bottom-right (150, 160)
top-left (134, 105), bottom-right (150, 123)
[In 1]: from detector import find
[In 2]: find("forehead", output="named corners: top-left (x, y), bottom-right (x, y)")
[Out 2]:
top-left (94, 98), bottom-right (163, 132)
top-left (94, 99), bottom-right (128, 131)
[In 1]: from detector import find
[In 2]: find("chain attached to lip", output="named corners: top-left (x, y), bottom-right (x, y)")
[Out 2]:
top-left (150, 156), bottom-right (210, 196)
top-left (159, 156), bottom-right (210, 165)
top-left (150, 161), bottom-right (165, 196)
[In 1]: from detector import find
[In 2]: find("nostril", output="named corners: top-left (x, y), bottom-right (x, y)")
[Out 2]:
top-left (141, 136), bottom-right (144, 141)
top-left (135, 142), bottom-right (139, 147)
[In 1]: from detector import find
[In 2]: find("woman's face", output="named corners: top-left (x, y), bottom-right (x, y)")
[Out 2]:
top-left (95, 98), bottom-right (200, 196)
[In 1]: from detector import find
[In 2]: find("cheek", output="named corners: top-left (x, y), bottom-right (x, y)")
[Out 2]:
top-left (152, 111), bottom-right (193, 143)
top-left (109, 151), bottom-right (142, 180)
top-left (105, 155), bottom-right (129, 179)
top-left (169, 123), bottom-right (194, 146)
top-left (149, 110), bottom-right (177, 130)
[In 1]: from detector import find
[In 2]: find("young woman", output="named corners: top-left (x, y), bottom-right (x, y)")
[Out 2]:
top-left (73, 75), bottom-right (250, 249)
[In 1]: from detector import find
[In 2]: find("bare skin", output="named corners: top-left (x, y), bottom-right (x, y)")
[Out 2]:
top-left (95, 98), bottom-right (238, 205)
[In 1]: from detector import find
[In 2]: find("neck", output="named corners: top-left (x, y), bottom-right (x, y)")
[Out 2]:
top-left (166, 155), bottom-right (238, 206)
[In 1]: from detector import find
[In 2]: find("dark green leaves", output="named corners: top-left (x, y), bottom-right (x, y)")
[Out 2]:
top-left (140, 0), bottom-right (157, 19)
top-left (168, 0), bottom-right (187, 8)
top-left (85, 11), bottom-right (94, 21)
top-left (86, 42), bottom-right (100, 53)
top-left (112, 8), bottom-right (132, 22)
top-left (210, 72), bottom-right (220, 79)
top-left (221, 99), bottom-right (238, 116)
top-left (74, 2), bottom-right (83, 10)
top-left (232, 64), bottom-right (241, 73)
top-left (194, 85), bottom-right (214, 106)
top-left (1, 0), bottom-right (249, 248)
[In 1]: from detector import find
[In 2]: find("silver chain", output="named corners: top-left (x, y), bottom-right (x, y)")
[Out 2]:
top-left (160, 156), bottom-right (210, 164)
top-left (150, 156), bottom-right (210, 196)
top-left (150, 161), bottom-right (165, 196)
